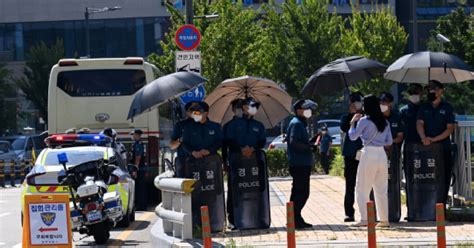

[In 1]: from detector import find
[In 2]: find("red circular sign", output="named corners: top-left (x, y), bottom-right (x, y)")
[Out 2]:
top-left (175, 24), bottom-right (202, 51)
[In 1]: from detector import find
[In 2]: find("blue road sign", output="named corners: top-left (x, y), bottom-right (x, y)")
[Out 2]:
top-left (175, 25), bottom-right (201, 51)
top-left (180, 84), bottom-right (206, 104)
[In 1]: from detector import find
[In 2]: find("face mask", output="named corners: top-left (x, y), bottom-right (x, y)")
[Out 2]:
top-left (234, 109), bottom-right (243, 118)
top-left (247, 107), bottom-right (257, 115)
top-left (380, 104), bottom-right (389, 113)
top-left (321, 131), bottom-right (327, 135)
top-left (427, 92), bottom-right (437, 102)
top-left (354, 102), bottom-right (363, 110)
top-left (408, 95), bottom-right (420, 104)
top-left (192, 114), bottom-right (203, 123)
top-left (303, 109), bottom-right (312, 118)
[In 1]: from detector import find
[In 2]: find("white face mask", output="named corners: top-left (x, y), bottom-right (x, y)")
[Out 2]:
top-left (354, 102), bottom-right (363, 110)
top-left (380, 104), bottom-right (389, 113)
top-left (408, 95), bottom-right (420, 104)
top-left (192, 114), bottom-right (203, 123)
top-left (303, 109), bottom-right (312, 118)
top-left (247, 106), bottom-right (257, 115)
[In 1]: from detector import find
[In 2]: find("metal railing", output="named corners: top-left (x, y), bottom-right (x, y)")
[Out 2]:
top-left (453, 120), bottom-right (474, 202)
top-left (0, 159), bottom-right (33, 187)
top-left (154, 164), bottom-right (196, 240)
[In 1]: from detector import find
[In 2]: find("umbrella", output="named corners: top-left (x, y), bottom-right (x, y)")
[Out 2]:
top-left (384, 51), bottom-right (474, 84)
top-left (127, 71), bottom-right (207, 120)
top-left (205, 76), bottom-right (292, 128)
top-left (301, 56), bottom-right (387, 96)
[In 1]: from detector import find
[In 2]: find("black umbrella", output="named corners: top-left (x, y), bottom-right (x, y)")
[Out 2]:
top-left (127, 71), bottom-right (207, 120)
top-left (384, 51), bottom-right (474, 84)
top-left (301, 56), bottom-right (387, 96)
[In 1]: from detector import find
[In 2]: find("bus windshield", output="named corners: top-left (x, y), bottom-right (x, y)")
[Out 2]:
top-left (57, 69), bottom-right (146, 97)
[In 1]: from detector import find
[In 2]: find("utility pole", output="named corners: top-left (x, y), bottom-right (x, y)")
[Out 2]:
top-left (185, 0), bottom-right (193, 24)
top-left (85, 7), bottom-right (90, 58)
top-left (412, 0), bottom-right (418, 52)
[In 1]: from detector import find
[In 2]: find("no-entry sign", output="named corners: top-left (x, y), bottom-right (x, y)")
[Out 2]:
top-left (175, 24), bottom-right (201, 51)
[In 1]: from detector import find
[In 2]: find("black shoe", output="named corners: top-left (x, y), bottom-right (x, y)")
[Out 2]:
top-left (295, 221), bottom-right (312, 229)
top-left (344, 216), bottom-right (355, 222)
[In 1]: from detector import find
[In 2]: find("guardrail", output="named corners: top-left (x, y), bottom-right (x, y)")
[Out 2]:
top-left (154, 169), bottom-right (196, 240)
top-left (0, 159), bottom-right (33, 187)
top-left (453, 120), bottom-right (474, 203)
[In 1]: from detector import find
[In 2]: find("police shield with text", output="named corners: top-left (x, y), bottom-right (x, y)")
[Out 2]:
top-left (225, 98), bottom-right (270, 230)
top-left (380, 92), bottom-right (404, 222)
top-left (180, 101), bottom-right (225, 232)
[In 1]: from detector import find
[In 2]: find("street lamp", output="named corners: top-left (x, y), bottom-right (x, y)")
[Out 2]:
top-left (84, 6), bottom-right (122, 58)
top-left (436, 33), bottom-right (450, 51)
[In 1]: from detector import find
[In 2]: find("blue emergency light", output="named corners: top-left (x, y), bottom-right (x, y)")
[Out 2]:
top-left (47, 134), bottom-right (112, 146)
top-left (57, 152), bottom-right (68, 164)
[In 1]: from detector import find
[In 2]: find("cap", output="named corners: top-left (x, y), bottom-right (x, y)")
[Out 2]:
top-left (184, 101), bottom-right (199, 111)
top-left (244, 97), bottom-right (260, 108)
top-left (188, 101), bottom-right (209, 112)
top-left (130, 129), bottom-right (143, 135)
top-left (77, 127), bottom-right (90, 134)
top-left (407, 83), bottom-right (423, 94)
top-left (349, 92), bottom-right (364, 103)
top-left (379, 92), bottom-right (394, 103)
top-left (428, 80), bottom-right (444, 89)
top-left (293, 99), bottom-right (318, 112)
top-left (230, 98), bottom-right (244, 108)
top-left (321, 126), bottom-right (328, 131)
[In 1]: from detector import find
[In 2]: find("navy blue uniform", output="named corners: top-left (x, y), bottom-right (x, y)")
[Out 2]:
top-left (286, 116), bottom-right (313, 225)
top-left (132, 140), bottom-right (147, 210)
top-left (319, 133), bottom-right (332, 174)
top-left (417, 101), bottom-right (455, 204)
top-left (181, 120), bottom-right (223, 158)
top-left (340, 113), bottom-right (363, 219)
top-left (400, 102), bottom-right (421, 143)
top-left (387, 110), bottom-right (403, 140)
top-left (171, 118), bottom-right (193, 177)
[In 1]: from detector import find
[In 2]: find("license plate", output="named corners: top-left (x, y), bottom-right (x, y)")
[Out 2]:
top-left (86, 211), bottom-right (102, 222)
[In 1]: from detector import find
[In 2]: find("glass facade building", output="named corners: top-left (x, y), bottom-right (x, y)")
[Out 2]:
top-left (0, 17), bottom-right (170, 61)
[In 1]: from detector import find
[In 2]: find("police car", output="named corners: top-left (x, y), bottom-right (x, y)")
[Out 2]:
top-left (21, 134), bottom-right (135, 229)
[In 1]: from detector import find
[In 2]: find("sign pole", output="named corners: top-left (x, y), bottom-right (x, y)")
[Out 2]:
top-left (185, 0), bottom-right (193, 24)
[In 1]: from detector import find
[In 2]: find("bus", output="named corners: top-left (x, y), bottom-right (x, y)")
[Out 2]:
top-left (47, 57), bottom-right (162, 200)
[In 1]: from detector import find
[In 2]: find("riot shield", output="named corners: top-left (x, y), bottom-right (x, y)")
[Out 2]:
top-left (228, 150), bottom-right (271, 230)
top-left (184, 155), bottom-right (225, 232)
top-left (387, 144), bottom-right (401, 222)
top-left (404, 143), bottom-right (445, 221)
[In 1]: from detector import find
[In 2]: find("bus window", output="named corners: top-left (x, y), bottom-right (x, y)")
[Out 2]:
top-left (57, 69), bottom-right (146, 97)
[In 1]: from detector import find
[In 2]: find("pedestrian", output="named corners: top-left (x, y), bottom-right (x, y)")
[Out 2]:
top-left (225, 98), bottom-right (267, 229)
top-left (286, 99), bottom-right (317, 229)
top-left (416, 80), bottom-right (455, 205)
top-left (340, 92), bottom-right (364, 222)
top-left (130, 128), bottom-right (147, 211)
top-left (222, 98), bottom-right (245, 228)
top-left (349, 95), bottom-right (393, 228)
top-left (399, 83), bottom-right (423, 220)
top-left (318, 126), bottom-right (332, 174)
top-left (170, 101), bottom-right (196, 177)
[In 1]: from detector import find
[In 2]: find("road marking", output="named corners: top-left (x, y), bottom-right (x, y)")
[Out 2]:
top-left (110, 212), bottom-right (154, 246)
top-left (0, 212), bottom-right (11, 218)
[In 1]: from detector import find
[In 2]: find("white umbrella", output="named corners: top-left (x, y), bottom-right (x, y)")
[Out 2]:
top-left (205, 76), bottom-right (292, 128)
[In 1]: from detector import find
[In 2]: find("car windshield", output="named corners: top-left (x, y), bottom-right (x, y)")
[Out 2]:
top-left (43, 150), bottom-right (105, 166)
top-left (10, 137), bottom-right (26, 151)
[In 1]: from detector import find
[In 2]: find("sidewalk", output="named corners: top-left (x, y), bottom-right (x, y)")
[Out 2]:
top-left (210, 175), bottom-right (474, 247)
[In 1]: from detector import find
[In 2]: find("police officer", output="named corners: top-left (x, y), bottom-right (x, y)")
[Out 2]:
top-left (340, 92), bottom-right (364, 222)
top-left (417, 80), bottom-right (455, 205)
top-left (130, 129), bottom-right (147, 210)
top-left (222, 98), bottom-right (245, 228)
top-left (225, 98), bottom-right (266, 229)
top-left (180, 101), bottom-right (223, 175)
top-left (380, 92), bottom-right (404, 145)
top-left (286, 99), bottom-right (317, 229)
top-left (102, 127), bottom-right (127, 162)
top-left (170, 101), bottom-right (197, 177)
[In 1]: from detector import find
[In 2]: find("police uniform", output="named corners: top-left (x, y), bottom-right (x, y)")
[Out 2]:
top-left (130, 129), bottom-right (147, 210)
top-left (400, 102), bottom-right (421, 143)
top-left (171, 118), bottom-right (193, 177)
top-left (417, 100), bottom-right (455, 203)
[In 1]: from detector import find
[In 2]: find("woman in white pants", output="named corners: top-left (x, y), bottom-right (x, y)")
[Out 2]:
top-left (348, 95), bottom-right (393, 228)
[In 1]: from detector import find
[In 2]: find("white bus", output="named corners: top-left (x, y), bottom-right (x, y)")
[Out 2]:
top-left (47, 57), bottom-right (162, 193)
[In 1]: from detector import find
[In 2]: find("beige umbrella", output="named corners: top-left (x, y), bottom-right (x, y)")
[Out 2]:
top-left (205, 76), bottom-right (292, 128)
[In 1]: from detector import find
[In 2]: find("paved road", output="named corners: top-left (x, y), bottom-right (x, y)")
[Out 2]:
top-left (0, 186), bottom-right (157, 247)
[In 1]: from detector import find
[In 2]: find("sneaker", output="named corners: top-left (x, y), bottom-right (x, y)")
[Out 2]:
top-left (376, 221), bottom-right (390, 228)
top-left (351, 221), bottom-right (368, 227)
top-left (344, 216), bottom-right (355, 222)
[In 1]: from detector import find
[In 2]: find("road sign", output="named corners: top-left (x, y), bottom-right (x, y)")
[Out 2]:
top-left (180, 84), bottom-right (206, 104)
top-left (175, 24), bottom-right (201, 51)
top-left (176, 51), bottom-right (201, 74)
top-left (22, 194), bottom-right (72, 247)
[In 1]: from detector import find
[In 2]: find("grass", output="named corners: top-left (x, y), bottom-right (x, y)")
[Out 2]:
top-left (225, 239), bottom-right (255, 248)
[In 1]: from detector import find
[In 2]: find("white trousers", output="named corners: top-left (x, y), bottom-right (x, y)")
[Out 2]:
top-left (355, 146), bottom-right (389, 222)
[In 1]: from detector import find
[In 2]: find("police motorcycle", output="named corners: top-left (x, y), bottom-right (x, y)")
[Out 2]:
top-left (57, 154), bottom-right (123, 244)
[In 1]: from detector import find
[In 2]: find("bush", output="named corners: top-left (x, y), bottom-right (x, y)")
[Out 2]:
top-left (329, 147), bottom-right (344, 177)
top-left (265, 149), bottom-right (289, 177)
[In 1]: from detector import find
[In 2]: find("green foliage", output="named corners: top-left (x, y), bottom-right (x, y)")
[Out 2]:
top-left (339, 6), bottom-right (408, 95)
top-left (265, 149), bottom-right (289, 177)
top-left (328, 146), bottom-right (344, 177)
top-left (16, 39), bottom-right (64, 122)
top-left (149, 1), bottom-right (408, 99)
top-left (0, 63), bottom-right (14, 133)
top-left (427, 8), bottom-right (474, 114)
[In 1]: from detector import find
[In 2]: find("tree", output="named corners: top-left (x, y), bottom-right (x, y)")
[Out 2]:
top-left (0, 63), bottom-right (14, 134)
top-left (16, 39), bottom-right (64, 123)
top-left (339, 6), bottom-right (408, 95)
top-left (427, 8), bottom-right (474, 114)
